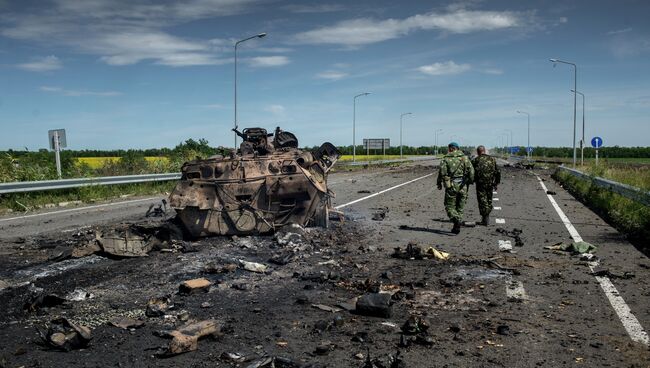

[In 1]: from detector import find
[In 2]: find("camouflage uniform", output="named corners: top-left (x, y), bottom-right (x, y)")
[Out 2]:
top-left (472, 154), bottom-right (501, 220)
top-left (437, 150), bottom-right (475, 225)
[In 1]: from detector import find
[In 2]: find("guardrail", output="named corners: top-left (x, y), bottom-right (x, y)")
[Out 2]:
top-left (344, 156), bottom-right (438, 166)
top-left (557, 166), bottom-right (650, 206)
top-left (0, 173), bottom-right (181, 195)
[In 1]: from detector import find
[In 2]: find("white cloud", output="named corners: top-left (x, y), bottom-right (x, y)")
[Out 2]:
top-left (247, 56), bottom-right (290, 67)
top-left (315, 71), bottom-right (348, 80)
top-left (17, 55), bottom-right (62, 71)
top-left (39, 85), bottom-right (121, 97)
top-left (283, 4), bottom-right (345, 13)
top-left (1, 0), bottom-right (261, 67)
top-left (265, 104), bottom-right (285, 115)
top-left (482, 68), bottom-right (503, 75)
top-left (294, 9), bottom-right (523, 46)
top-left (606, 27), bottom-right (632, 35)
top-left (417, 61), bottom-right (471, 76)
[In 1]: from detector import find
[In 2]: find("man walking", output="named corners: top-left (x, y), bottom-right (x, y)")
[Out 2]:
top-left (472, 145), bottom-right (500, 226)
top-left (437, 142), bottom-right (474, 234)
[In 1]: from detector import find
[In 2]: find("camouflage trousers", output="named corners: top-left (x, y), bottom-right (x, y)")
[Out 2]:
top-left (444, 185), bottom-right (468, 222)
top-left (476, 184), bottom-right (494, 217)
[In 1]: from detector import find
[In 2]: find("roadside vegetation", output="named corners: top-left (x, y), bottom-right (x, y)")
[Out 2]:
top-left (553, 163), bottom-right (650, 255)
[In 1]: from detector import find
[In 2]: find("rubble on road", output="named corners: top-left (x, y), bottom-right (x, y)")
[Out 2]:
top-left (496, 228), bottom-right (524, 247)
top-left (160, 319), bottom-right (222, 356)
top-left (179, 278), bottom-right (212, 294)
top-left (38, 318), bottom-right (91, 351)
top-left (146, 295), bottom-right (172, 317)
top-left (392, 242), bottom-right (450, 261)
top-left (544, 241), bottom-right (597, 254)
top-left (356, 293), bottom-right (392, 318)
top-left (108, 316), bottom-right (145, 329)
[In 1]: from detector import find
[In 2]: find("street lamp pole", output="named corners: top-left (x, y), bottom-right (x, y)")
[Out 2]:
top-left (517, 111), bottom-right (530, 159)
top-left (434, 129), bottom-right (443, 156)
top-left (571, 89), bottom-right (585, 166)
top-left (400, 112), bottom-right (412, 158)
top-left (234, 32), bottom-right (267, 149)
top-left (504, 129), bottom-right (513, 155)
top-left (352, 92), bottom-right (370, 162)
top-left (550, 58), bottom-right (578, 167)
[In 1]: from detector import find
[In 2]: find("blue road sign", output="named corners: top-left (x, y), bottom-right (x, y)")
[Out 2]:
top-left (527, 146), bottom-right (533, 153)
top-left (591, 136), bottom-right (603, 148)
top-left (510, 147), bottom-right (520, 154)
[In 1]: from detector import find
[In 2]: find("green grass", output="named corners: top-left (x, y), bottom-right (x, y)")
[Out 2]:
top-left (532, 156), bottom-right (650, 165)
top-left (553, 169), bottom-right (650, 255)
top-left (338, 155), bottom-right (430, 162)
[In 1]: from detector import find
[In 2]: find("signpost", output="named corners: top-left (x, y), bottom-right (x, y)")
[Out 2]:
top-left (48, 129), bottom-right (67, 178)
top-left (363, 138), bottom-right (390, 157)
top-left (527, 146), bottom-right (533, 155)
top-left (591, 136), bottom-right (603, 165)
top-left (510, 146), bottom-right (520, 155)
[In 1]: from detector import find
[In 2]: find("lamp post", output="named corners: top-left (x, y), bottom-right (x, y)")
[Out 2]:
top-left (234, 32), bottom-right (267, 149)
top-left (504, 129), bottom-right (513, 155)
top-left (434, 129), bottom-right (443, 156)
top-left (550, 58), bottom-right (578, 167)
top-left (571, 89), bottom-right (585, 166)
top-left (517, 111), bottom-right (530, 159)
top-left (352, 92), bottom-right (371, 162)
top-left (399, 112), bottom-right (412, 158)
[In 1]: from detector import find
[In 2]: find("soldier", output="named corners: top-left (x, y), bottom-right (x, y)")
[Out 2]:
top-left (472, 145), bottom-right (501, 226)
top-left (437, 142), bottom-right (475, 234)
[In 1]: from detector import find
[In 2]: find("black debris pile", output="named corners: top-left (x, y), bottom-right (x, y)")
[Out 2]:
top-left (371, 207), bottom-right (389, 221)
top-left (356, 293), bottom-right (392, 318)
top-left (37, 318), bottom-right (92, 351)
top-left (145, 199), bottom-right (168, 217)
top-left (392, 242), bottom-right (423, 260)
top-left (399, 316), bottom-right (433, 347)
top-left (496, 228), bottom-right (524, 247)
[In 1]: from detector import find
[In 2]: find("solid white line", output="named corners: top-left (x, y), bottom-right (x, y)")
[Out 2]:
top-left (506, 280), bottom-right (528, 301)
top-left (495, 218), bottom-right (505, 224)
top-left (493, 207), bottom-right (502, 210)
top-left (0, 197), bottom-right (161, 223)
top-left (334, 173), bottom-right (433, 209)
top-left (535, 175), bottom-right (649, 346)
top-left (493, 198), bottom-right (499, 201)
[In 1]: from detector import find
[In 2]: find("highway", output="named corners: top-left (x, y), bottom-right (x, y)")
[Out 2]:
top-left (0, 160), bottom-right (648, 367)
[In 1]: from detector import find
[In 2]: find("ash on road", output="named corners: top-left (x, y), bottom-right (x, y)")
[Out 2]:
top-left (0, 162), bottom-right (649, 367)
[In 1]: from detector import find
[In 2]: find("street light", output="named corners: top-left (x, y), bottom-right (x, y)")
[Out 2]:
top-left (570, 89), bottom-right (585, 166)
top-left (550, 58), bottom-right (578, 167)
top-left (399, 112), bottom-right (412, 158)
top-left (516, 110), bottom-right (530, 159)
top-left (352, 92), bottom-right (371, 162)
top-left (234, 32), bottom-right (267, 149)
top-left (504, 129), bottom-right (513, 154)
top-left (434, 129), bottom-right (443, 156)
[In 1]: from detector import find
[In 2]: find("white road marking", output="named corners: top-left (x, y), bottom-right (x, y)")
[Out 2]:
top-left (493, 191), bottom-right (498, 194)
top-left (496, 218), bottom-right (505, 224)
top-left (493, 207), bottom-right (502, 210)
top-left (335, 174), bottom-right (433, 209)
top-left (0, 197), bottom-right (161, 223)
top-left (506, 280), bottom-right (528, 301)
top-left (499, 240), bottom-right (512, 252)
top-left (535, 175), bottom-right (649, 346)
top-left (493, 198), bottom-right (499, 201)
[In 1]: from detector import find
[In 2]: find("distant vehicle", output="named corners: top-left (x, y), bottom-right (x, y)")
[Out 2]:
top-left (169, 127), bottom-right (340, 237)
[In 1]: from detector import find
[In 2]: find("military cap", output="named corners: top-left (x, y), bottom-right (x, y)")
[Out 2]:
top-left (448, 142), bottom-right (460, 148)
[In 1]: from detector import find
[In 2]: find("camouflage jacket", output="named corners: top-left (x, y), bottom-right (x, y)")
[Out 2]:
top-left (437, 150), bottom-right (475, 189)
top-left (472, 154), bottom-right (501, 187)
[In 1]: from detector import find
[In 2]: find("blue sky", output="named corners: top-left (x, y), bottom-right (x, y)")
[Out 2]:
top-left (1, 0), bottom-right (649, 150)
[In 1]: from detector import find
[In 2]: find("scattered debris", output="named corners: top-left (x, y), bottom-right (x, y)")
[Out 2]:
top-left (496, 325), bottom-right (510, 336)
top-left (179, 278), bottom-right (212, 294)
top-left (24, 291), bottom-right (66, 312)
top-left (544, 241), bottom-right (597, 254)
top-left (239, 260), bottom-right (268, 273)
top-left (498, 240), bottom-right (513, 252)
top-left (356, 293), bottom-right (392, 318)
top-left (146, 295), bottom-right (172, 317)
top-left (109, 317), bottom-right (145, 329)
top-left (66, 288), bottom-right (94, 301)
top-left (145, 199), bottom-right (167, 217)
top-left (161, 319), bottom-right (222, 356)
top-left (496, 228), bottom-right (524, 247)
top-left (38, 318), bottom-right (91, 351)
top-left (96, 228), bottom-right (153, 257)
top-left (392, 242), bottom-right (450, 261)
top-left (372, 208), bottom-right (388, 221)
top-left (546, 190), bottom-right (557, 195)
top-left (312, 304), bottom-right (343, 313)
top-left (204, 262), bottom-right (238, 274)
top-left (358, 190), bottom-right (371, 194)
top-left (463, 221), bottom-right (476, 227)
top-left (591, 268), bottom-right (635, 279)
top-left (424, 247), bottom-right (450, 260)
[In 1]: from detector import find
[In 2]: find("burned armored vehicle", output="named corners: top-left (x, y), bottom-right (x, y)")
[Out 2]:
top-left (169, 127), bottom-right (340, 237)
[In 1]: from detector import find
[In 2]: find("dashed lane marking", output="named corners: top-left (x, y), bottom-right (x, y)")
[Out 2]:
top-left (334, 173), bottom-right (434, 210)
top-left (493, 198), bottom-right (499, 201)
top-left (0, 197), bottom-right (161, 223)
top-left (493, 207), bottom-right (502, 210)
top-left (495, 218), bottom-right (505, 224)
top-left (493, 191), bottom-right (498, 194)
top-left (536, 175), bottom-right (649, 346)
top-left (506, 280), bottom-right (528, 301)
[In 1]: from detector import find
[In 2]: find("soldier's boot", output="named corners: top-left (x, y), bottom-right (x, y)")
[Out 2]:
top-left (481, 215), bottom-right (489, 226)
top-left (451, 220), bottom-right (461, 234)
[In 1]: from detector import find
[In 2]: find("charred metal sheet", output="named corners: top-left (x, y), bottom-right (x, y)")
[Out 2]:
top-left (169, 127), bottom-right (340, 236)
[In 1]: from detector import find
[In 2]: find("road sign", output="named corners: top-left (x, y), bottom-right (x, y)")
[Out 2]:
top-left (363, 138), bottom-right (390, 150)
top-left (591, 136), bottom-right (603, 148)
top-left (527, 146), bottom-right (533, 154)
top-left (510, 146), bottom-right (519, 154)
top-left (48, 129), bottom-right (67, 150)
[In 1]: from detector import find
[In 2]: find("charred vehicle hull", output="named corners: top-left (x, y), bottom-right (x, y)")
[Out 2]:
top-left (169, 127), bottom-right (339, 237)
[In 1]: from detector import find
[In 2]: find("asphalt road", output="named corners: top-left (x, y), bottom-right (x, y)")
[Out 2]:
top-left (0, 160), bottom-right (648, 367)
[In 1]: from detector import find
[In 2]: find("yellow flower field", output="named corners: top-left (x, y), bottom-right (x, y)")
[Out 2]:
top-left (77, 157), bottom-right (169, 169)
